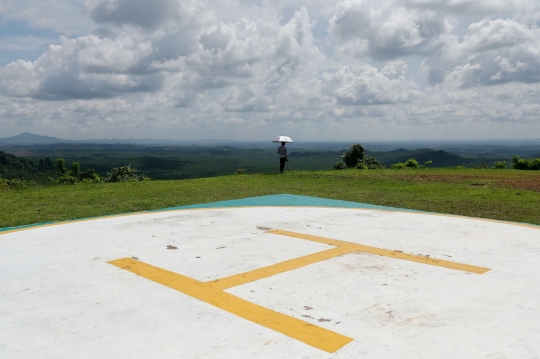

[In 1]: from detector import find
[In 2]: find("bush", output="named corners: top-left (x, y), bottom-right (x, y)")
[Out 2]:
top-left (493, 161), bottom-right (506, 169)
top-left (424, 160), bottom-right (433, 168)
top-left (0, 176), bottom-right (8, 190)
top-left (390, 158), bottom-right (419, 169)
top-left (236, 169), bottom-right (246, 174)
top-left (362, 157), bottom-right (384, 169)
top-left (80, 169), bottom-right (101, 183)
top-left (404, 158), bottom-right (420, 168)
top-left (0, 176), bottom-right (36, 190)
top-left (390, 162), bottom-right (406, 169)
top-left (342, 144), bottom-right (366, 168)
top-left (104, 165), bottom-right (148, 182)
top-left (511, 155), bottom-right (540, 170)
top-left (333, 161), bottom-right (347, 170)
top-left (56, 175), bottom-right (79, 185)
top-left (356, 162), bottom-right (368, 170)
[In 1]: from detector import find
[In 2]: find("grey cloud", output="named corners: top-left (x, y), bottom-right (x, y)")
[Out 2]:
top-left (401, 0), bottom-right (515, 15)
top-left (447, 50), bottom-right (540, 87)
top-left (322, 64), bottom-right (419, 106)
top-left (35, 72), bottom-right (164, 100)
top-left (330, 0), bottom-right (447, 59)
top-left (433, 18), bottom-right (540, 87)
top-left (222, 85), bottom-right (271, 112)
top-left (84, 0), bottom-right (182, 30)
top-left (382, 60), bottom-right (408, 79)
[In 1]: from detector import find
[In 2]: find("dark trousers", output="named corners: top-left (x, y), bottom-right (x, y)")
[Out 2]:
top-left (280, 157), bottom-right (286, 173)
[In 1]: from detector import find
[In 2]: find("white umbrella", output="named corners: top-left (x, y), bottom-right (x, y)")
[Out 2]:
top-left (272, 135), bottom-right (293, 143)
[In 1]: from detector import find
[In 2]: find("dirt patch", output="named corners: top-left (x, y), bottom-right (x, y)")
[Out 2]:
top-left (498, 178), bottom-right (540, 192)
top-left (396, 173), bottom-right (540, 192)
top-left (398, 174), bottom-right (488, 183)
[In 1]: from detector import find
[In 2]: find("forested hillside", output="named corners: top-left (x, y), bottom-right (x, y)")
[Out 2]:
top-left (0, 151), bottom-right (56, 182)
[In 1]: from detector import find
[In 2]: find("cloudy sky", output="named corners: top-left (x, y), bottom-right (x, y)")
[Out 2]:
top-left (0, 0), bottom-right (539, 141)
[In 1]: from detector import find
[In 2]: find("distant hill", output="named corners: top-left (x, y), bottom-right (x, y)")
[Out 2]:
top-left (366, 148), bottom-right (471, 167)
top-left (0, 132), bottom-right (69, 145)
top-left (0, 132), bottom-right (244, 146)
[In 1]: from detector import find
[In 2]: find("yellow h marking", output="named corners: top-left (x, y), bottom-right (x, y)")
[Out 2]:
top-left (109, 229), bottom-right (490, 352)
top-left (109, 258), bottom-right (353, 352)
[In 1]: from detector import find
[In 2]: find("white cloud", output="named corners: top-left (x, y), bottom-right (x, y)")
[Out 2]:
top-left (1, 0), bottom-right (540, 140)
top-left (329, 0), bottom-right (448, 60)
top-left (424, 18), bottom-right (540, 86)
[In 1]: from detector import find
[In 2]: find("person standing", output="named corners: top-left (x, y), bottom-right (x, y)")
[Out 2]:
top-left (278, 142), bottom-right (288, 173)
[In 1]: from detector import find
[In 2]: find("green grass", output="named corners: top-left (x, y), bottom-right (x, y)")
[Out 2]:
top-left (2, 168), bottom-right (540, 229)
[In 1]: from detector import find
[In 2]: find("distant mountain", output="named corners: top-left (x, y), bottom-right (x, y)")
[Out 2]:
top-left (0, 132), bottom-right (243, 146)
top-left (0, 132), bottom-right (70, 145)
top-left (366, 148), bottom-right (471, 167)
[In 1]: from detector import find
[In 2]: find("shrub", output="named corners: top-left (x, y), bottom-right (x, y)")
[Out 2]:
top-left (333, 161), bottom-right (346, 170)
top-left (104, 165), bottom-right (148, 182)
top-left (356, 162), bottom-right (368, 170)
top-left (236, 169), bottom-right (246, 174)
top-left (342, 144), bottom-right (366, 168)
top-left (80, 169), bottom-right (101, 183)
top-left (0, 176), bottom-right (8, 190)
top-left (532, 158), bottom-right (540, 170)
top-left (362, 157), bottom-right (384, 169)
top-left (510, 156), bottom-right (540, 170)
top-left (404, 158), bottom-right (420, 168)
top-left (56, 175), bottom-right (79, 185)
top-left (0, 176), bottom-right (36, 190)
top-left (390, 162), bottom-right (406, 169)
top-left (390, 158), bottom-right (419, 169)
top-left (493, 161), bottom-right (506, 169)
top-left (424, 160), bottom-right (433, 168)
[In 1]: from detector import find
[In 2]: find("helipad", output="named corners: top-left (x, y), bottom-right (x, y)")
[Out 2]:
top-left (1, 194), bottom-right (540, 358)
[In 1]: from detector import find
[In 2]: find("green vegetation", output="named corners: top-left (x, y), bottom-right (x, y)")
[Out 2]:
top-left (103, 165), bottom-right (148, 182)
top-left (52, 158), bottom-right (102, 185)
top-left (341, 144), bottom-right (384, 169)
top-left (512, 155), bottom-right (540, 170)
top-left (0, 151), bottom-right (55, 182)
top-left (1, 168), bottom-right (540, 229)
top-left (342, 144), bottom-right (366, 167)
top-left (333, 161), bottom-right (346, 170)
top-left (391, 158), bottom-right (421, 169)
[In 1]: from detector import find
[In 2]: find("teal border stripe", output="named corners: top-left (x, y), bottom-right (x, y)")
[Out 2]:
top-left (152, 194), bottom-right (413, 212)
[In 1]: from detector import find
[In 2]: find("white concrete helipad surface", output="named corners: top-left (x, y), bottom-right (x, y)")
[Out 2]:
top-left (1, 195), bottom-right (540, 358)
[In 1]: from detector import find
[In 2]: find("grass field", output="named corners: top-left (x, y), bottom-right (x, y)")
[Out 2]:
top-left (1, 168), bottom-right (540, 229)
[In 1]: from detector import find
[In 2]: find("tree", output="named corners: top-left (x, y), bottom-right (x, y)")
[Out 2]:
top-left (342, 144), bottom-right (365, 168)
top-left (71, 162), bottom-right (81, 179)
top-left (56, 158), bottom-right (66, 175)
